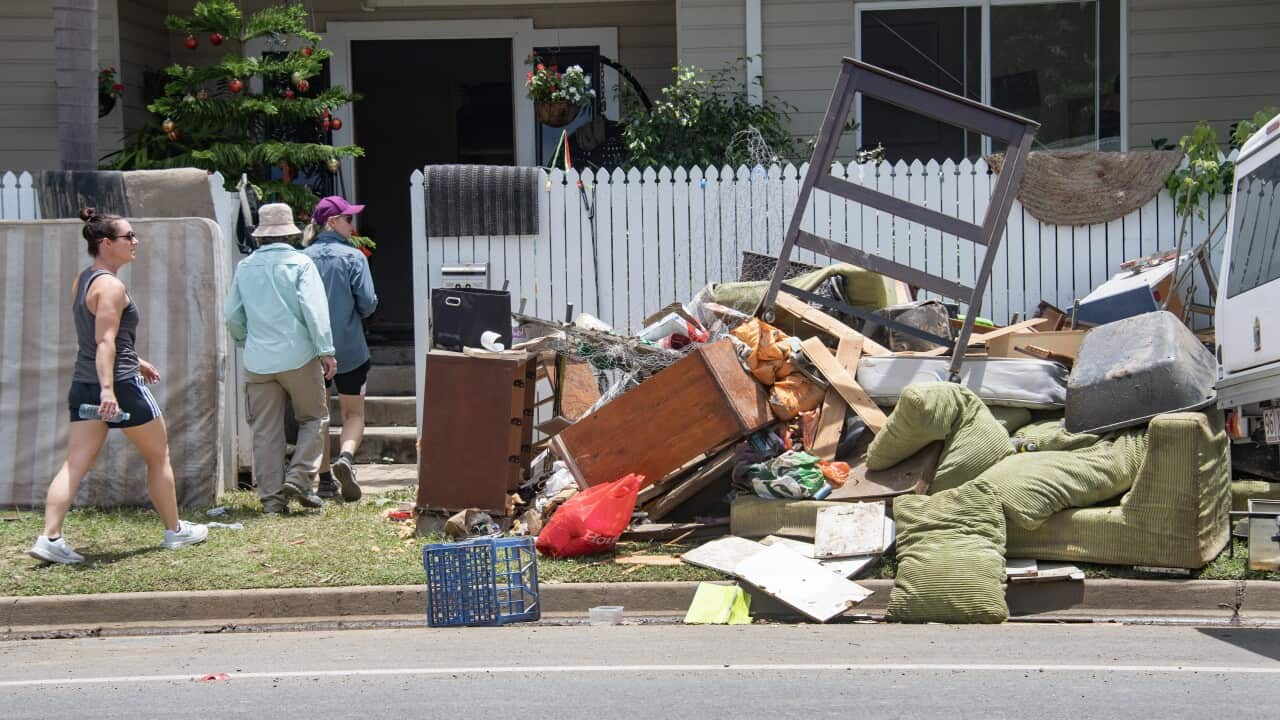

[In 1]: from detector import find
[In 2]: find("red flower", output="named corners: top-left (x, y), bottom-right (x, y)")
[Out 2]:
top-left (550, 85), bottom-right (556, 91)
top-left (112, 83), bottom-right (124, 92)
top-left (526, 71), bottom-right (533, 80)
top-left (550, 65), bottom-right (558, 72)
top-left (536, 63), bottom-right (545, 71)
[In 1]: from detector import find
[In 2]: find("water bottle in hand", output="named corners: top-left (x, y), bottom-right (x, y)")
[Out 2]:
top-left (78, 403), bottom-right (130, 423)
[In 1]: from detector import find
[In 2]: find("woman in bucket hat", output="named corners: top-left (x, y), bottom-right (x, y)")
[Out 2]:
top-left (225, 202), bottom-right (337, 514)
top-left (302, 196), bottom-right (378, 502)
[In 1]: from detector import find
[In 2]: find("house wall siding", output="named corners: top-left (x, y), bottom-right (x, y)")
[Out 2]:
top-left (1129, 0), bottom-right (1280, 148)
top-left (1, 0), bottom-right (124, 170)
top-left (166, 1), bottom-right (676, 101)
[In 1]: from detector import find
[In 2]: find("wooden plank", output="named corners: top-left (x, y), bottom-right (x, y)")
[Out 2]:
top-left (621, 519), bottom-right (730, 543)
top-left (813, 502), bottom-right (886, 559)
top-left (615, 554), bottom-right (685, 567)
top-left (800, 337), bottom-right (887, 433)
top-left (643, 447), bottom-right (735, 522)
top-left (986, 330), bottom-right (1087, 363)
top-left (735, 543), bottom-right (873, 622)
top-left (827, 441), bottom-right (941, 501)
top-left (810, 335), bottom-right (862, 460)
top-left (964, 317), bottom-right (1050, 347)
top-left (772, 293), bottom-right (891, 356)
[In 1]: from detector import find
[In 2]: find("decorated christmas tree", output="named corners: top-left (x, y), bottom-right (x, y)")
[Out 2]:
top-left (141, 0), bottom-right (362, 216)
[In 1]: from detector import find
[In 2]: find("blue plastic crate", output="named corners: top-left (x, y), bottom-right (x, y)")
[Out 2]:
top-left (423, 536), bottom-right (540, 627)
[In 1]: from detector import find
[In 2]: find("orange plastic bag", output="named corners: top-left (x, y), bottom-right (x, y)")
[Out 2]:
top-left (535, 473), bottom-right (644, 558)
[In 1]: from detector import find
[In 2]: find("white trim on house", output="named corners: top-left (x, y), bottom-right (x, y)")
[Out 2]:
top-left (852, 0), bottom-right (1129, 153)
top-left (745, 0), bottom-right (762, 105)
top-left (315, 19), bottom-right (619, 194)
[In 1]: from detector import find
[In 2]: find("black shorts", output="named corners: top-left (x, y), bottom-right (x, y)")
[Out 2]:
top-left (326, 359), bottom-right (371, 396)
top-left (67, 376), bottom-right (161, 428)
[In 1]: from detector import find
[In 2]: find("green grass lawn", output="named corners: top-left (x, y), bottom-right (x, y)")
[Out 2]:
top-left (1, 491), bottom-right (1274, 597)
top-left (0, 490), bottom-right (719, 597)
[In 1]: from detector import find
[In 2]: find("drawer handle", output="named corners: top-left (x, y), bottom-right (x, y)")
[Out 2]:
top-left (443, 296), bottom-right (461, 307)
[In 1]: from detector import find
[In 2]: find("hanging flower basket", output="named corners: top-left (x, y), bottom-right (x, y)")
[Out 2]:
top-left (535, 100), bottom-right (581, 128)
top-left (98, 92), bottom-right (117, 119)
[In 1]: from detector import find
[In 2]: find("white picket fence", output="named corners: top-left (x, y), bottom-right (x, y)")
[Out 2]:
top-left (413, 158), bottom-right (1232, 334)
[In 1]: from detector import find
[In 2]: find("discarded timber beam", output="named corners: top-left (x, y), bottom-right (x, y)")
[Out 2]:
top-left (772, 293), bottom-right (891, 356)
top-left (800, 337), bottom-right (886, 433)
top-left (811, 335), bottom-right (863, 459)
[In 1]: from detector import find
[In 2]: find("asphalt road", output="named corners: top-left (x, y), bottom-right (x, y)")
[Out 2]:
top-left (2, 622), bottom-right (1278, 719)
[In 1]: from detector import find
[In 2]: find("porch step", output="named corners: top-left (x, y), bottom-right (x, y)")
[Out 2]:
top-left (329, 396), bottom-right (416, 427)
top-left (331, 426), bottom-right (416, 464)
top-left (352, 463), bottom-right (417, 495)
top-left (365, 364), bottom-right (416, 396)
top-left (369, 345), bottom-right (416, 365)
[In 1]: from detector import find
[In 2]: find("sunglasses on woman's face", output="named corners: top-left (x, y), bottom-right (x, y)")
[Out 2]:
top-left (112, 231), bottom-right (138, 241)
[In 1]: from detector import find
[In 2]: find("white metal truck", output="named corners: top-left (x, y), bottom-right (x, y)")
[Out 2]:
top-left (1216, 114), bottom-right (1280, 445)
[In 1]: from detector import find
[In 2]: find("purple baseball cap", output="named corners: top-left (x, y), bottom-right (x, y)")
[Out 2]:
top-left (313, 195), bottom-right (365, 227)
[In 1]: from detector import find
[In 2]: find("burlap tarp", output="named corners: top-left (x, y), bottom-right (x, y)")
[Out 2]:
top-left (988, 150), bottom-right (1183, 226)
top-left (0, 218), bottom-right (231, 508)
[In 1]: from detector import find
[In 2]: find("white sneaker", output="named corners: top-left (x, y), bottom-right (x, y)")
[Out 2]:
top-left (162, 520), bottom-right (209, 549)
top-left (29, 535), bottom-right (85, 565)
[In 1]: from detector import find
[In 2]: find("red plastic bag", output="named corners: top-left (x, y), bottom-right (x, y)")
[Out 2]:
top-left (535, 473), bottom-right (644, 558)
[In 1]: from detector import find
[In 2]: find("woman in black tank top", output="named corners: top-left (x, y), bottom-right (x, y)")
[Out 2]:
top-left (27, 209), bottom-right (206, 565)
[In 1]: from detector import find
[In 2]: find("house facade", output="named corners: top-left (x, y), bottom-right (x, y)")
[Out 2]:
top-left (3, 0), bottom-right (1275, 338)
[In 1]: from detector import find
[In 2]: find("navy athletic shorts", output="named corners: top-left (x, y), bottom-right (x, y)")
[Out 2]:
top-left (67, 376), bottom-right (161, 428)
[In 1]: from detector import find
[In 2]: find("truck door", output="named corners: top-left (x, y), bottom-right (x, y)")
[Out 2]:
top-left (1220, 145), bottom-right (1280, 373)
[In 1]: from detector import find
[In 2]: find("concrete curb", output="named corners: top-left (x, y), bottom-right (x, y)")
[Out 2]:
top-left (3, 579), bottom-right (1279, 637)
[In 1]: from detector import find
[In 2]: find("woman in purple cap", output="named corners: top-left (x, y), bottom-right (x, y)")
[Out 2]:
top-left (302, 196), bottom-right (378, 501)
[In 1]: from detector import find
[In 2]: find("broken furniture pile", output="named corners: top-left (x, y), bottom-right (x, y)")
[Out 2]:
top-left (413, 58), bottom-right (1247, 626)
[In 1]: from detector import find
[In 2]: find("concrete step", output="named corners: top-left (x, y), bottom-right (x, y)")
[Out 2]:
top-left (352, 463), bottom-right (417, 495)
top-left (330, 396), bottom-right (416, 427)
top-left (331, 426), bottom-right (416, 464)
top-left (365, 364), bottom-right (416, 396)
top-left (369, 345), bottom-right (415, 365)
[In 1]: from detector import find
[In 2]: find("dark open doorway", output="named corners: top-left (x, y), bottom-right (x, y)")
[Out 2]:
top-left (351, 38), bottom-right (514, 342)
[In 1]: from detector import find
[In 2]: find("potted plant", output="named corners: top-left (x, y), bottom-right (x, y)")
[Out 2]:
top-left (98, 67), bottom-right (124, 118)
top-left (525, 54), bottom-right (595, 128)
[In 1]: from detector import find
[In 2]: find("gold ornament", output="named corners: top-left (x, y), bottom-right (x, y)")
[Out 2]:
top-left (327, 158), bottom-right (340, 173)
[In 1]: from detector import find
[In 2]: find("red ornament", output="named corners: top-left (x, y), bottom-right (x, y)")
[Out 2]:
top-left (296, 78), bottom-right (310, 93)
top-left (166, 129), bottom-right (180, 142)
top-left (282, 88), bottom-right (295, 99)
top-left (330, 117), bottom-right (342, 131)
top-left (210, 33), bottom-right (223, 46)
top-left (111, 82), bottom-right (124, 92)
top-left (302, 46), bottom-right (314, 57)
top-left (184, 35), bottom-right (198, 50)
top-left (229, 78), bottom-right (243, 94)
top-left (321, 118), bottom-right (331, 132)
top-left (322, 109), bottom-right (330, 118)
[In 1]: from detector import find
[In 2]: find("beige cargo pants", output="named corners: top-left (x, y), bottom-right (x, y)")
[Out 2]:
top-left (245, 357), bottom-right (329, 510)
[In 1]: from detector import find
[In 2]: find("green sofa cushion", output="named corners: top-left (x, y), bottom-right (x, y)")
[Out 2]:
top-left (867, 383), bottom-right (1013, 493)
top-left (888, 478), bottom-right (1008, 624)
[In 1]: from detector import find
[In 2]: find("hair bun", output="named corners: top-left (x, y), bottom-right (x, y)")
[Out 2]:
top-left (79, 207), bottom-right (97, 223)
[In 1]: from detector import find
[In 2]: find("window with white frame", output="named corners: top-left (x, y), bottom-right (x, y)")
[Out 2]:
top-left (856, 0), bottom-right (1123, 162)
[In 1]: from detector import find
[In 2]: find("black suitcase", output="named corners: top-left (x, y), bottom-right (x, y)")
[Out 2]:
top-left (430, 287), bottom-right (512, 351)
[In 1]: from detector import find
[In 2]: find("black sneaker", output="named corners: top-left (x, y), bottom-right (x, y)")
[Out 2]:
top-left (317, 476), bottom-right (339, 500)
top-left (282, 483), bottom-right (325, 509)
top-left (331, 456), bottom-right (363, 503)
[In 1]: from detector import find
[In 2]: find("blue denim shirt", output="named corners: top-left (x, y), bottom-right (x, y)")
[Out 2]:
top-left (303, 231), bottom-right (378, 373)
top-left (224, 242), bottom-right (335, 374)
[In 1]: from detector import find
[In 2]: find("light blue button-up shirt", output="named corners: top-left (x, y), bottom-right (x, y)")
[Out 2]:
top-left (225, 242), bottom-right (335, 374)
top-left (303, 231), bottom-right (378, 373)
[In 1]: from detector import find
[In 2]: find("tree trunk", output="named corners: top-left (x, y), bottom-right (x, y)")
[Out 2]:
top-left (53, 0), bottom-right (99, 171)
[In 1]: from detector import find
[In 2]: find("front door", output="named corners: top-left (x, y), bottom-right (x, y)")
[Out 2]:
top-left (350, 38), bottom-right (514, 342)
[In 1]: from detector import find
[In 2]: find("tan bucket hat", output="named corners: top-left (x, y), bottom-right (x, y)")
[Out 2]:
top-left (252, 202), bottom-right (304, 237)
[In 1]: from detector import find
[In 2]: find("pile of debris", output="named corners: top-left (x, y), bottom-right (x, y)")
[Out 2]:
top-left (415, 250), bottom-right (1240, 625)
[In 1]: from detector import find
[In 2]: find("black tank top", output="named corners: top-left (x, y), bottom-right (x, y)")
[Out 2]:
top-left (72, 267), bottom-right (141, 383)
